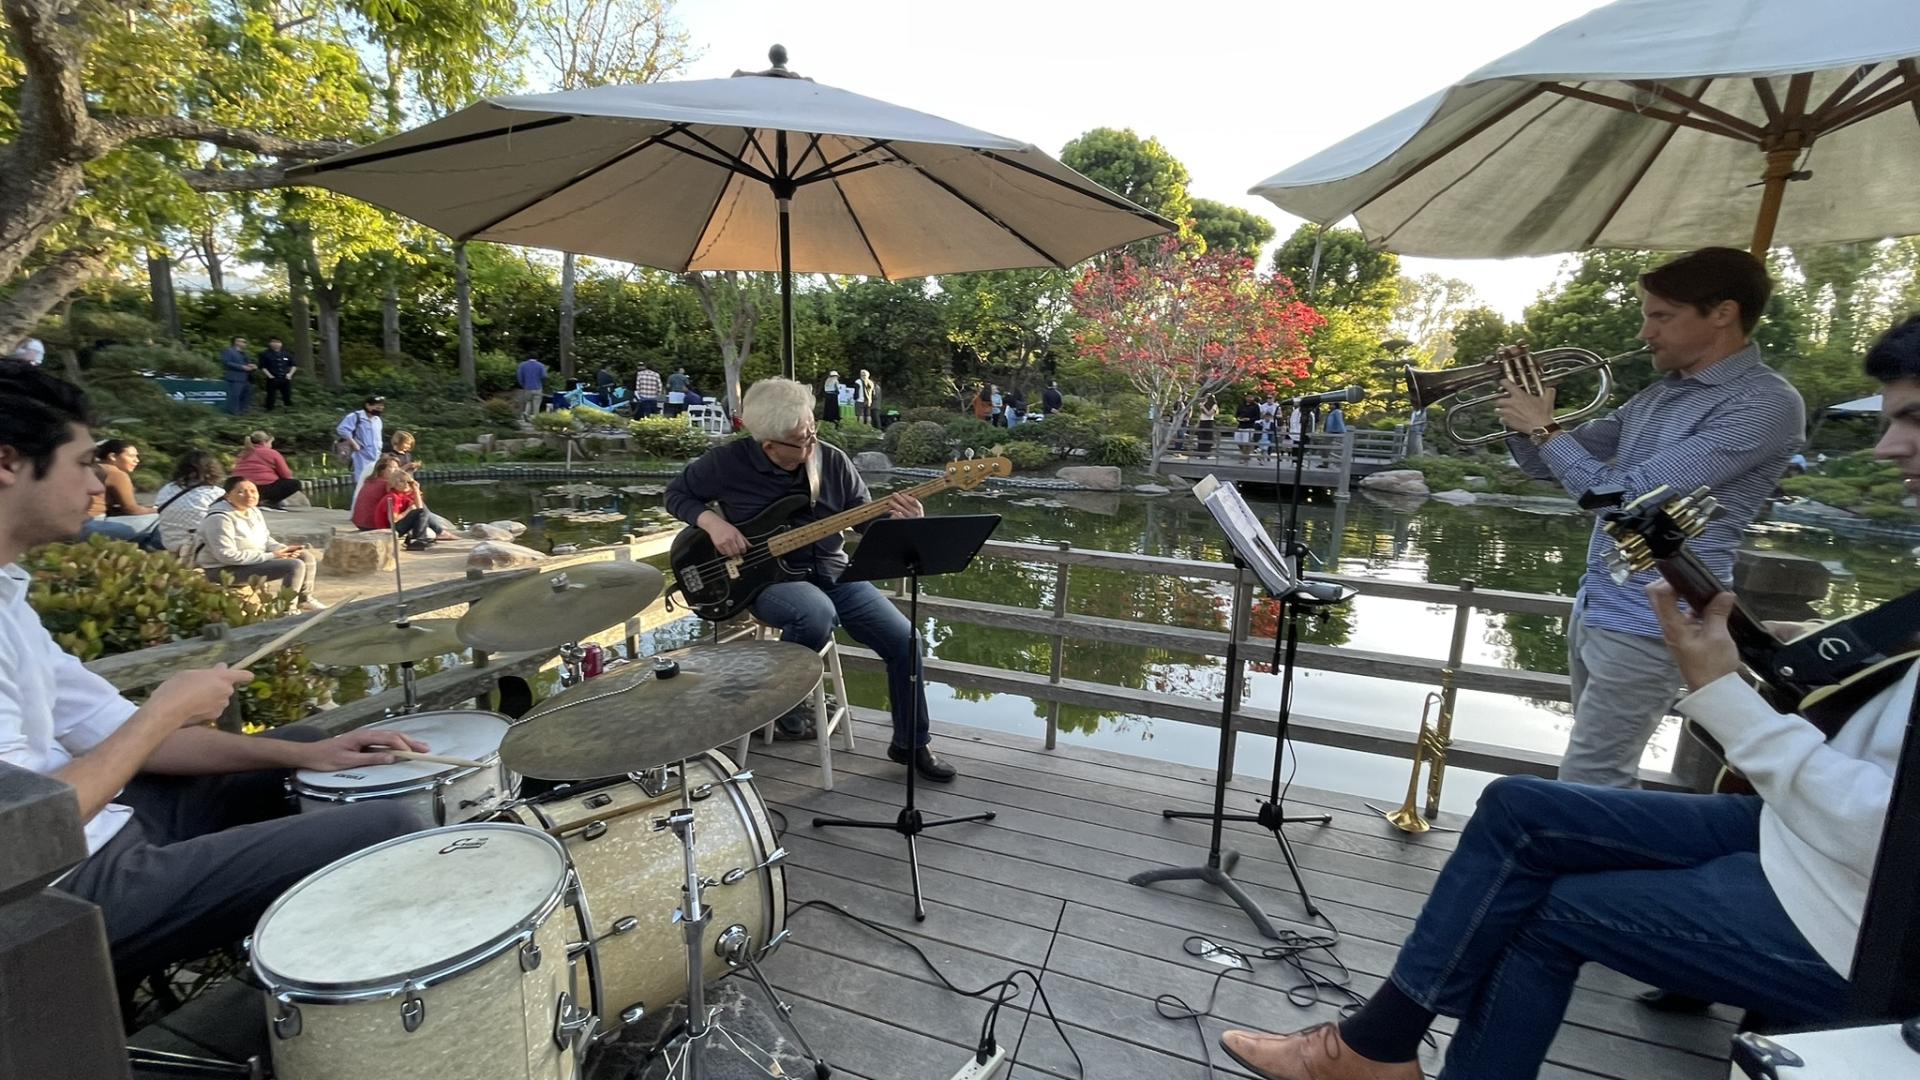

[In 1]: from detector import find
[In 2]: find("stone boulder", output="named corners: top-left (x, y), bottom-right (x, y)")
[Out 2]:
top-left (455, 442), bottom-right (487, 455)
top-left (322, 530), bottom-right (395, 576)
top-left (1359, 469), bottom-right (1430, 496)
top-left (1133, 483), bottom-right (1171, 496)
top-left (491, 519), bottom-right (528, 537)
top-left (279, 490), bottom-right (314, 509)
top-left (1431, 489), bottom-right (1477, 505)
top-left (468, 541), bottom-right (546, 572)
top-left (853, 452), bottom-right (893, 472)
top-left (269, 517), bottom-right (337, 552)
top-left (465, 522), bottom-right (516, 541)
top-left (1055, 465), bottom-right (1122, 491)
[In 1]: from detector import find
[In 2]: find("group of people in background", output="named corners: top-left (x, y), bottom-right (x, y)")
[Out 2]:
top-left (968, 378), bottom-right (1062, 428)
top-left (218, 336), bottom-right (297, 415)
top-left (822, 369), bottom-right (879, 425)
top-left (1182, 392), bottom-right (1345, 460)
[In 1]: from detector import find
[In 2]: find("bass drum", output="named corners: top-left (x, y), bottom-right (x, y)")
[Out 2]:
top-left (497, 751), bottom-right (785, 1034)
top-left (251, 823), bottom-right (586, 1080)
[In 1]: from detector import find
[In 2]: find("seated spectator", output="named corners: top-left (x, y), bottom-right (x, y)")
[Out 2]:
top-left (233, 431), bottom-right (302, 509)
top-left (388, 430), bottom-right (421, 474)
top-left (189, 477), bottom-right (323, 611)
top-left (80, 438), bottom-right (161, 546)
top-left (154, 451), bottom-right (229, 554)
top-left (350, 456), bottom-right (445, 549)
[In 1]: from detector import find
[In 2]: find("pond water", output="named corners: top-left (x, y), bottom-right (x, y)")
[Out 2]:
top-left (319, 476), bottom-right (1914, 814)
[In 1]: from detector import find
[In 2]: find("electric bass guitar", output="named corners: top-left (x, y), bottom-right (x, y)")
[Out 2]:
top-left (667, 456), bottom-right (1012, 622)
top-left (1603, 485), bottom-right (1920, 791)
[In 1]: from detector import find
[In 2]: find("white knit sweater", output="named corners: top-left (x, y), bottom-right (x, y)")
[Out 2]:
top-left (1677, 662), bottom-right (1917, 975)
top-left (192, 507), bottom-right (279, 569)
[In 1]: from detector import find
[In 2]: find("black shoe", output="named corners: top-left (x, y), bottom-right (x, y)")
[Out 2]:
top-left (1638, 988), bottom-right (1713, 1014)
top-left (887, 744), bottom-right (956, 783)
top-left (771, 701), bottom-right (818, 741)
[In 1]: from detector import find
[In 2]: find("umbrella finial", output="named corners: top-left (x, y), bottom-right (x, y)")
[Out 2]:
top-left (733, 44), bottom-right (809, 81)
top-left (769, 44), bottom-right (789, 70)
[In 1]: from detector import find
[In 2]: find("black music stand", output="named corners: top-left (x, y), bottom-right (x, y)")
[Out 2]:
top-left (812, 513), bottom-right (1001, 920)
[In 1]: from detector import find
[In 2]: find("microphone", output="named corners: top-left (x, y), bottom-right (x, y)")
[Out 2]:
top-left (1288, 386), bottom-right (1364, 408)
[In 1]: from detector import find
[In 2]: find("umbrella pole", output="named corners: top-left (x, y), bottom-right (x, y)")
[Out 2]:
top-left (1749, 146), bottom-right (1800, 257)
top-left (776, 131), bottom-right (797, 380)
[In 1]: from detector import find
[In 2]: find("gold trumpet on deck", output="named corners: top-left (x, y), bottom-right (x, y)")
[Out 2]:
top-left (1378, 669), bottom-right (1457, 834)
top-left (1406, 346), bottom-right (1647, 447)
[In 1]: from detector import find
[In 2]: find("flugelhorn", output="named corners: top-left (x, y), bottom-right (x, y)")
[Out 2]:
top-left (1405, 346), bottom-right (1646, 446)
top-left (1378, 668), bottom-right (1456, 834)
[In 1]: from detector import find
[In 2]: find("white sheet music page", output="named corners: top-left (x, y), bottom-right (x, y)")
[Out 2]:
top-left (1193, 475), bottom-right (1294, 596)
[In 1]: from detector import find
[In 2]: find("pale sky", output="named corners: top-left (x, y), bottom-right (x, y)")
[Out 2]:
top-left (672, 0), bottom-right (1618, 319)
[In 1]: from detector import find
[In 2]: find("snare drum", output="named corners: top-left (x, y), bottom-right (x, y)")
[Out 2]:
top-left (495, 751), bottom-right (785, 1033)
top-left (293, 710), bottom-right (515, 825)
top-left (251, 823), bottom-right (587, 1080)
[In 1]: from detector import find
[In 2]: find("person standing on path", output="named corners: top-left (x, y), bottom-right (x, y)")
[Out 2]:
top-left (633, 364), bottom-right (663, 418)
top-left (256, 337), bottom-right (296, 410)
top-left (515, 356), bottom-right (548, 418)
top-left (334, 396), bottom-right (386, 502)
top-left (219, 337), bottom-right (255, 415)
top-left (1041, 379), bottom-right (1064, 417)
top-left (665, 366), bottom-right (691, 418)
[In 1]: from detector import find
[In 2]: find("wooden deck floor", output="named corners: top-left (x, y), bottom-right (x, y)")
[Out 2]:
top-left (131, 710), bottom-right (1737, 1079)
top-left (742, 709), bottom-right (1738, 1080)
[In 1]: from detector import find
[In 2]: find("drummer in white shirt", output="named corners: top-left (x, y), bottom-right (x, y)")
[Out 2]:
top-left (0, 362), bottom-right (426, 984)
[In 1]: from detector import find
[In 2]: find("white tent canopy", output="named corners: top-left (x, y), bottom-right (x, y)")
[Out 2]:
top-left (1829, 394), bottom-right (1884, 413)
top-left (1250, 0), bottom-right (1920, 257)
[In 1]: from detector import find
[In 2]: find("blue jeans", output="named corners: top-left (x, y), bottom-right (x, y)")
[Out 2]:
top-left (225, 378), bottom-right (251, 414)
top-left (82, 514), bottom-right (162, 548)
top-left (1392, 775), bottom-right (1850, 1078)
top-left (751, 576), bottom-right (929, 750)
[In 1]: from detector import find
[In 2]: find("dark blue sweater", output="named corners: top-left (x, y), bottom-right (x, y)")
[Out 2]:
top-left (665, 438), bottom-right (869, 580)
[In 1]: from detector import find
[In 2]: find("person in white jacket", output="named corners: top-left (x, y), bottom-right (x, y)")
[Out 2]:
top-left (1216, 314), bottom-right (1920, 1080)
top-left (191, 476), bottom-right (323, 611)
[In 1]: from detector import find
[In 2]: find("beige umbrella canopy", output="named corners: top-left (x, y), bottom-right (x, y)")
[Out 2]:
top-left (292, 48), bottom-right (1174, 376)
top-left (1249, 0), bottom-right (1920, 257)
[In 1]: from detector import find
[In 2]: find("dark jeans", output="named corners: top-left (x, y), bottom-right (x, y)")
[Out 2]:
top-left (58, 728), bottom-right (421, 982)
top-left (751, 576), bottom-right (930, 750)
top-left (256, 477), bottom-right (302, 506)
top-left (224, 378), bottom-right (251, 415)
top-left (263, 377), bottom-right (293, 409)
top-left (1390, 776), bottom-right (1851, 1078)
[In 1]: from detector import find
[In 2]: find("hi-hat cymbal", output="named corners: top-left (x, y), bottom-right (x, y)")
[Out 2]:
top-left (500, 641), bottom-right (821, 779)
top-left (457, 561), bottom-right (665, 653)
top-left (302, 619), bottom-right (466, 666)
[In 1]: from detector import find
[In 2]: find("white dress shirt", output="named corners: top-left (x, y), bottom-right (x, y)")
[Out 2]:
top-left (0, 565), bottom-right (138, 852)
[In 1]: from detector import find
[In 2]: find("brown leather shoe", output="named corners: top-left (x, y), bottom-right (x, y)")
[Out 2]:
top-left (1218, 1024), bottom-right (1422, 1080)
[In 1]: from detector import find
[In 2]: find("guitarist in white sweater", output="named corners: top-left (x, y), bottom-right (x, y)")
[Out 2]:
top-left (1215, 313), bottom-right (1920, 1080)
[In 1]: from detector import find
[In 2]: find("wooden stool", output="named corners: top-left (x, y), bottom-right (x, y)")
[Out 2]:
top-left (731, 622), bottom-right (853, 789)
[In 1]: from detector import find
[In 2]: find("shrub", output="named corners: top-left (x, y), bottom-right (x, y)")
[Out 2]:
top-left (1001, 441), bottom-right (1053, 471)
top-left (573, 405), bottom-right (624, 431)
top-left (628, 417), bottom-right (712, 458)
top-left (901, 405), bottom-right (960, 424)
top-left (1010, 413), bottom-right (1096, 453)
top-left (943, 416), bottom-right (1002, 455)
top-left (1398, 454), bottom-right (1543, 495)
top-left (475, 351), bottom-right (520, 396)
top-left (532, 409), bottom-right (575, 433)
top-left (514, 443), bottom-right (565, 461)
top-left (24, 536), bottom-right (327, 729)
top-left (482, 395), bottom-right (521, 423)
top-left (1091, 434), bottom-right (1145, 468)
top-left (891, 421), bottom-right (951, 467)
top-left (819, 420), bottom-right (883, 454)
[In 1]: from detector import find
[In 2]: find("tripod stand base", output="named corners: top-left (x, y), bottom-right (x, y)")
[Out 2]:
top-left (813, 807), bottom-right (997, 921)
top-left (1128, 861), bottom-right (1281, 940)
top-left (1161, 801), bottom-right (1333, 920)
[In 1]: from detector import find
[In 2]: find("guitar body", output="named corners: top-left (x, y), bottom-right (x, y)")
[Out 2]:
top-left (668, 494), bottom-right (814, 622)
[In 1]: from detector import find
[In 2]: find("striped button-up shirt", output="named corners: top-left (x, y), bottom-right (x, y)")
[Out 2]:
top-left (1508, 343), bottom-right (1804, 639)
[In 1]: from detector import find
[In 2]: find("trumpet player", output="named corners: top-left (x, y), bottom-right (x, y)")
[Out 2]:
top-left (1495, 247), bottom-right (1803, 789)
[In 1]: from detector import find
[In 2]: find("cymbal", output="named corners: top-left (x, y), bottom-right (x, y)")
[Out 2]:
top-left (302, 619), bottom-right (466, 666)
top-left (457, 561), bottom-right (665, 653)
top-left (500, 641), bottom-right (821, 779)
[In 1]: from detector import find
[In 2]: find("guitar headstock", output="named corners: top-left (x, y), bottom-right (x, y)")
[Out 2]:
top-left (1601, 485), bottom-right (1721, 584)
top-left (945, 456), bottom-right (1013, 490)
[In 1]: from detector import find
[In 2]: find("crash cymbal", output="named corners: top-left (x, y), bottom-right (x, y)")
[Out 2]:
top-left (302, 619), bottom-right (467, 666)
top-left (500, 641), bottom-right (821, 779)
top-left (457, 561), bottom-right (665, 653)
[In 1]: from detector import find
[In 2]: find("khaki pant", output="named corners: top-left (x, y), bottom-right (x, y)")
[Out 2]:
top-left (1559, 595), bottom-right (1685, 788)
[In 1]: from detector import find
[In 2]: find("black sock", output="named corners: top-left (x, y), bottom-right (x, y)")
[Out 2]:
top-left (1338, 979), bottom-right (1433, 1064)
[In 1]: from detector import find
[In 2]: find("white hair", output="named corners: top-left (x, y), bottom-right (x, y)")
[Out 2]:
top-left (742, 378), bottom-right (815, 441)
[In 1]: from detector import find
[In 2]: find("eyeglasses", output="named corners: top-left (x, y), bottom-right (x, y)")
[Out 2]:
top-left (764, 429), bottom-right (818, 452)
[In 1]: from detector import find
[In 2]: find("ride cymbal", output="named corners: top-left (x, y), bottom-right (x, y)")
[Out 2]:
top-left (499, 641), bottom-right (820, 779)
top-left (302, 619), bottom-right (466, 666)
top-left (457, 561), bottom-right (665, 653)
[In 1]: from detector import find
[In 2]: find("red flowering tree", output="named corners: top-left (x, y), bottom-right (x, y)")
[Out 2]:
top-left (1070, 237), bottom-right (1323, 471)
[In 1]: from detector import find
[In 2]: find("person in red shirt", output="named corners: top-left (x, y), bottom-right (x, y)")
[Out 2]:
top-left (232, 431), bottom-right (302, 509)
top-left (348, 455), bottom-right (436, 547)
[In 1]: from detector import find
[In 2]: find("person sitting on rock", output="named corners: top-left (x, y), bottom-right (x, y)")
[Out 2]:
top-left (189, 476), bottom-right (323, 611)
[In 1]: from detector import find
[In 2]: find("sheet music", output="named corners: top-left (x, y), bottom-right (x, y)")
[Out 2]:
top-left (1193, 475), bottom-right (1295, 595)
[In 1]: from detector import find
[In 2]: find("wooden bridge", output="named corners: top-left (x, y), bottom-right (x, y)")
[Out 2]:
top-left (1150, 427), bottom-right (1415, 492)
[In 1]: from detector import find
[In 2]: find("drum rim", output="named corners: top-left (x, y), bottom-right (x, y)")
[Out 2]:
top-left (291, 710), bottom-right (508, 792)
top-left (251, 822), bottom-right (569, 1001)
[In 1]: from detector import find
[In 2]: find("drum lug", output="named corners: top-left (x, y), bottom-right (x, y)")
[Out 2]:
top-left (400, 993), bottom-right (426, 1033)
top-left (728, 769), bottom-right (755, 784)
top-left (581, 820), bottom-right (608, 842)
top-left (764, 928), bottom-right (792, 956)
top-left (458, 786), bottom-right (499, 812)
top-left (270, 1000), bottom-right (302, 1040)
top-left (751, 847), bottom-right (788, 874)
top-left (714, 923), bottom-right (753, 967)
top-left (721, 867), bottom-right (748, 886)
top-left (689, 782), bottom-right (714, 802)
top-left (620, 1005), bottom-right (645, 1028)
top-left (608, 915), bottom-right (639, 937)
top-left (552, 991), bottom-right (597, 1051)
top-left (520, 940), bottom-right (542, 972)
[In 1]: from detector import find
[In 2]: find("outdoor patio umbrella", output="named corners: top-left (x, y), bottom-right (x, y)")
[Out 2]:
top-left (1248, 0), bottom-right (1920, 257)
top-left (291, 47), bottom-right (1173, 379)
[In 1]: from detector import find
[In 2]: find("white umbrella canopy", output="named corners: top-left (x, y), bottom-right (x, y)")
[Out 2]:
top-left (1249, 0), bottom-right (1920, 258)
top-left (291, 49), bottom-right (1174, 375)
top-left (1829, 393), bottom-right (1884, 413)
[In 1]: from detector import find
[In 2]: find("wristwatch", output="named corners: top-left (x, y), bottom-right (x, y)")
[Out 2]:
top-left (1527, 422), bottom-right (1563, 447)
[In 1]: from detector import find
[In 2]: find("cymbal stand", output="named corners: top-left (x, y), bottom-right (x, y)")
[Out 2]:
top-left (387, 518), bottom-right (424, 716)
top-left (658, 757), bottom-right (829, 1080)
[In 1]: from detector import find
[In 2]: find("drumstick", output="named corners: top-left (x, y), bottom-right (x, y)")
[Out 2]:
top-left (377, 748), bottom-right (492, 770)
top-left (230, 596), bottom-right (358, 671)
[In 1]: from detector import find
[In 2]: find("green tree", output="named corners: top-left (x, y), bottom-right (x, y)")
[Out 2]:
top-left (940, 269), bottom-right (1071, 390)
top-left (1058, 127), bottom-right (1193, 228)
top-left (1188, 198), bottom-right (1274, 259)
top-left (1392, 273), bottom-right (1478, 364)
top-left (1271, 225), bottom-right (1399, 311)
top-left (1449, 306), bottom-right (1521, 370)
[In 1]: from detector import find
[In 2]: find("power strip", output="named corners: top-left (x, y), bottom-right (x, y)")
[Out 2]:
top-left (946, 1044), bottom-right (1009, 1080)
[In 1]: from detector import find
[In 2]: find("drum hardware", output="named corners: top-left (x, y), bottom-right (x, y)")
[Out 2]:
top-left (1404, 345), bottom-right (1645, 446)
top-left (559, 642), bottom-right (589, 688)
top-left (399, 990), bottom-right (425, 1032)
top-left (271, 998), bottom-right (301, 1039)
top-left (552, 990), bottom-right (598, 1051)
top-left (125, 1046), bottom-right (267, 1078)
